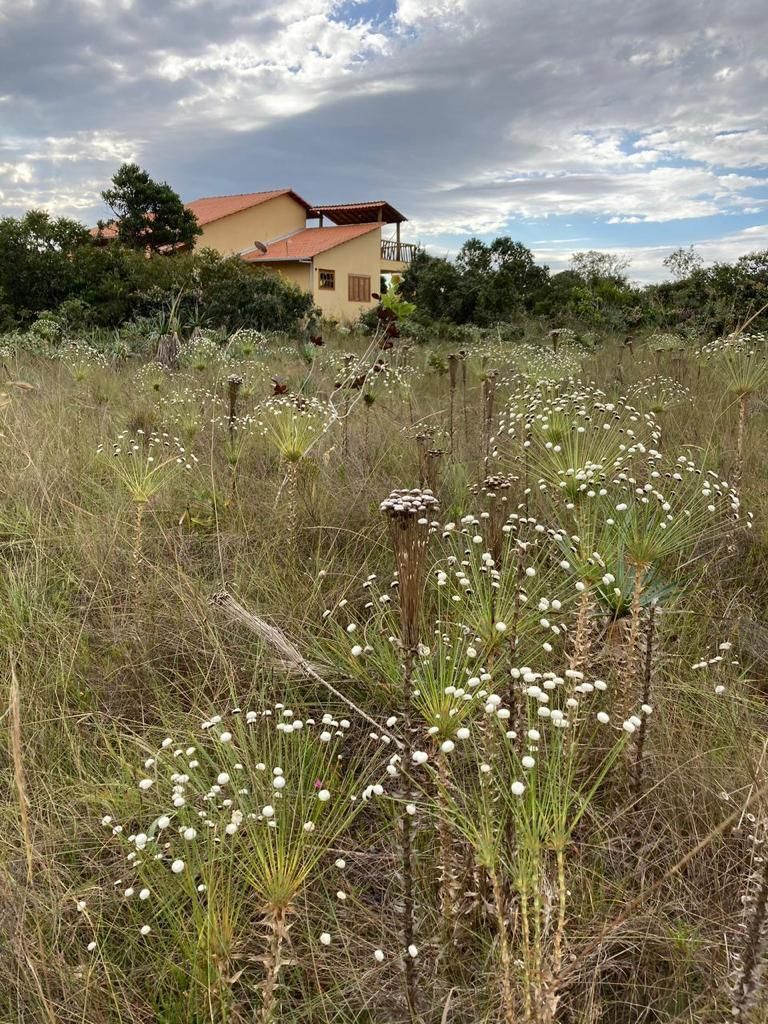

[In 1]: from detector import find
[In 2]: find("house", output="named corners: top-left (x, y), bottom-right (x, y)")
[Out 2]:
top-left (95, 188), bottom-right (416, 321)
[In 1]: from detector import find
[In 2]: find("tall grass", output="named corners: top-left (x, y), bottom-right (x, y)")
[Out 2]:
top-left (1, 325), bottom-right (768, 1022)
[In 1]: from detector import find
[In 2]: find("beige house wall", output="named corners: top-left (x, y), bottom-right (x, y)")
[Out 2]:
top-left (310, 227), bottom-right (382, 321)
top-left (196, 194), bottom-right (308, 255)
top-left (256, 261), bottom-right (312, 292)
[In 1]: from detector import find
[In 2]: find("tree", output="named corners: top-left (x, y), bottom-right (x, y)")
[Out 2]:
top-left (100, 163), bottom-right (201, 253)
top-left (0, 210), bottom-right (92, 319)
top-left (399, 250), bottom-right (474, 323)
top-left (663, 245), bottom-right (703, 281)
top-left (571, 250), bottom-right (630, 285)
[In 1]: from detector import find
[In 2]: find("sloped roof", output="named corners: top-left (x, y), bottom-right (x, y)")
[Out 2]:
top-left (243, 223), bottom-right (380, 262)
top-left (92, 188), bottom-right (311, 239)
top-left (309, 200), bottom-right (406, 225)
top-left (188, 188), bottom-right (311, 225)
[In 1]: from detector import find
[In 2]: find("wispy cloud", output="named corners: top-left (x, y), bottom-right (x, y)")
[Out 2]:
top-left (0, 0), bottom-right (766, 279)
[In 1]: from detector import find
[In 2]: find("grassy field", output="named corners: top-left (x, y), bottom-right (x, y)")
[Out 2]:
top-left (2, 325), bottom-right (768, 1023)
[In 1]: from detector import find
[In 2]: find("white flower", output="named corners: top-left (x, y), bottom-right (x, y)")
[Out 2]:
top-left (715, 684), bottom-right (726, 694)
top-left (622, 720), bottom-right (636, 734)
top-left (495, 621), bottom-right (507, 633)
top-left (157, 815), bottom-right (171, 829)
top-left (101, 815), bottom-right (112, 826)
top-left (412, 751), bottom-right (429, 765)
top-left (138, 779), bottom-right (154, 791)
top-left (597, 711), bottom-right (610, 724)
top-left (440, 739), bottom-right (455, 753)
top-left (319, 731), bottom-right (332, 742)
top-left (217, 772), bottom-right (230, 786)
top-left (336, 890), bottom-right (347, 901)
top-left (350, 645), bottom-right (363, 657)
top-left (406, 803), bottom-right (416, 815)
top-left (374, 948), bottom-right (385, 962)
top-left (511, 781), bottom-right (525, 796)
top-left (139, 888), bottom-right (150, 901)
top-left (317, 790), bottom-right (331, 802)
top-left (273, 776), bottom-right (286, 790)
top-left (219, 732), bottom-right (232, 743)
top-left (521, 756), bottom-right (535, 769)
top-left (87, 941), bottom-right (97, 952)
top-left (140, 925), bottom-right (151, 936)
top-left (77, 900), bottom-right (87, 912)
top-left (456, 727), bottom-right (470, 740)
top-left (170, 859), bottom-right (185, 874)
top-left (262, 805), bottom-right (275, 818)
top-left (183, 827), bottom-right (197, 841)
top-left (408, 944), bottom-right (418, 958)
top-left (335, 858), bottom-right (347, 869)
top-left (320, 932), bottom-right (332, 946)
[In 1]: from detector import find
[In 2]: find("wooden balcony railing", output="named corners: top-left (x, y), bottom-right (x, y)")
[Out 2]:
top-left (381, 240), bottom-right (417, 264)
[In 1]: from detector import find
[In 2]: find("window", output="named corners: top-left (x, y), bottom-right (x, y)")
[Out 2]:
top-left (318, 269), bottom-right (335, 290)
top-left (348, 274), bottom-right (371, 303)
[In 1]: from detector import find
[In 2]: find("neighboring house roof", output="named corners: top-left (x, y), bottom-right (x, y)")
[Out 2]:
top-left (309, 201), bottom-right (407, 225)
top-left (92, 187), bottom-right (312, 239)
top-left (243, 223), bottom-right (381, 263)
top-left (188, 188), bottom-right (311, 225)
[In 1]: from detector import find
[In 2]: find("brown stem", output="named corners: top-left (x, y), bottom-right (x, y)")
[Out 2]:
top-left (401, 649), bottom-right (418, 1023)
top-left (631, 601), bottom-right (656, 803)
top-left (622, 564), bottom-right (646, 715)
top-left (284, 460), bottom-right (299, 550)
top-left (260, 907), bottom-right (289, 1024)
top-left (735, 392), bottom-right (749, 490)
top-left (436, 751), bottom-right (460, 963)
top-left (132, 501), bottom-right (145, 594)
top-left (491, 865), bottom-right (516, 1024)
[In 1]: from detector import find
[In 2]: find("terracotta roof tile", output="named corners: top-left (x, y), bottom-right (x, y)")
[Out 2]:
top-left (243, 223), bottom-right (380, 262)
top-left (92, 188), bottom-right (312, 237)
top-left (188, 188), bottom-right (311, 225)
top-left (309, 201), bottom-right (406, 224)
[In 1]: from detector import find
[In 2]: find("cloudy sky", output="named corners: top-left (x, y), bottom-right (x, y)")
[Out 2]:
top-left (1, 0), bottom-right (766, 280)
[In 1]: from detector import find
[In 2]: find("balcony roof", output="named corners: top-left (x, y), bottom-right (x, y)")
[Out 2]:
top-left (308, 201), bottom-right (407, 225)
top-left (242, 223), bottom-right (382, 263)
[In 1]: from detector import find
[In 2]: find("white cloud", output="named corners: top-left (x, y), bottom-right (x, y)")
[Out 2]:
top-left (532, 223), bottom-right (768, 283)
top-left (0, 160), bottom-right (34, 184)
top-left (0, 0), bottom-right (766, 285)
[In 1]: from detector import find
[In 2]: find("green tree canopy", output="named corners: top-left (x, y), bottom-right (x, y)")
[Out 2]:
top-left (100, 163), bottom-right (202, 253)
top-left (0, 210), bottom-right (92, 319)
top-left (400, 238), bottom-right (550, 325)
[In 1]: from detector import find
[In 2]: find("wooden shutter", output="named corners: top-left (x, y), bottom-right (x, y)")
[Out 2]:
top-left (348, 274), bottom-right (371, 303)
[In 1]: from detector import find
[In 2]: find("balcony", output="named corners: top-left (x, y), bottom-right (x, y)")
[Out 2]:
top-left (381, 239), bottom-right (417, 266)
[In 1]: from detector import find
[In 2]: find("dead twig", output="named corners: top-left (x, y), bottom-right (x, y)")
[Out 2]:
top-left (209, 590), bottom-right (403, 749)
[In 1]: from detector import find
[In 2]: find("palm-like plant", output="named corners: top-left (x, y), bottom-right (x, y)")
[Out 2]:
top-left (259, 395), bottom-right (335, 545)
top-left (720, 338), bottom-right (768, 487)
top-left (98, 707), bottom-right (386, 1022)
top-left (98, 430), bottom-right (195, 589)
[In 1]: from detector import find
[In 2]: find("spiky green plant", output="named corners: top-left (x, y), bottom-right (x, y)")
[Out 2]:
top-left (94, 705), bottom-right (386, 1023)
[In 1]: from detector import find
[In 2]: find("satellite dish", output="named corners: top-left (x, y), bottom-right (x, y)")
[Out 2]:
top-left (252, 240), bottom-right (268, 253)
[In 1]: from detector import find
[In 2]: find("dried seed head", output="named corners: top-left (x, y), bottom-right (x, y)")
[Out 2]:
top-left (379, 488), bottom-right (439, 519)
top-left (380, 488), bottom-right (439, 649)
